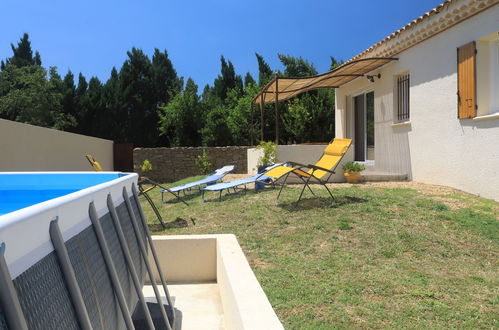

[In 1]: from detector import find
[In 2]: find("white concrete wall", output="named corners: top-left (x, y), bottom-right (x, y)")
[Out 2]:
top-left (247, 148), bottom-right (264, 175)
top-left (247, 144), bottom-right (352, 182)
top-left (146, 235), bottom-right (217, 283)
top-left (335, 7), bottom-right (499, 201)
top-left (149, 235), bottom-right (284, 329)
top-left (0, 119), bottom-right (113, 171)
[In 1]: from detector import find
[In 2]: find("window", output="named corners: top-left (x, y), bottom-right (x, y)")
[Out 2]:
top-left (489, 37), bottom-right (499, 113)
top-left (396, 73), bottom-right (410, 122)
top-left (471, 32), bottom-right (499, 119)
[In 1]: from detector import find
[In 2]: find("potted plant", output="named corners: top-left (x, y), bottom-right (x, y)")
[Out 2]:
top-left (342, 161), bottom-right (365, 183)
top-left (255, 141), bottom-right (278, 173)
top-left (139, 159), bottom-right (153, 179)
top-left (255, 141), bottom-right (278, 190)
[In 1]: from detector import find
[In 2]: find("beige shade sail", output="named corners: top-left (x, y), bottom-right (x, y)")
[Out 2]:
top-left (252, 57), bottom-right (398, 105)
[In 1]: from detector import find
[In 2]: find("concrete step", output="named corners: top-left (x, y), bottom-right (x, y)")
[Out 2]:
top-left (362, 172), bottom-right (408, 182)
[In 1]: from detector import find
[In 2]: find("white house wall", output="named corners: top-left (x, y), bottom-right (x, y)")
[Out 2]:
top-left (335, 6), bottom-right (499, 201)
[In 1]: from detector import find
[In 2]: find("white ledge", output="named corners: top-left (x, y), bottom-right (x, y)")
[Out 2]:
top-left (472, 112), bottom-right (499, 122)
top-left (391, 121), bottom-right (411, 128)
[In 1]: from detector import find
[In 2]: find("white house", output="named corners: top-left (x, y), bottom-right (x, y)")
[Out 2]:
top-left (334, 0), bottom-right (499, 201)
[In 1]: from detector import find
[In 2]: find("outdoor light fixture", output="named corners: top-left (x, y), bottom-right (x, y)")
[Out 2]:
top-left (366, 73), bottom-right (381, 82)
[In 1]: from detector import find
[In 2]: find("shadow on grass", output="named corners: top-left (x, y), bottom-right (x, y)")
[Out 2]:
top-left (149, 217), bottom-right (196, 231)
top-left (201, 187), bottom-right (276, 203)
top-left (278, 195), bottom-right (368, 211)
top-left (161, 190), bottom-right (202, 203)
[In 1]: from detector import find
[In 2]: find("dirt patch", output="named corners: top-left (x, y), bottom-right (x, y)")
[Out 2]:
top-left (324, 181), bottom-right (466, 196)
top-left (246, 254), bottom-right (274, 269)
top-left (431, 196), bottom-right (469, 210)
top-left (223, 173), bottom-right (249, 181)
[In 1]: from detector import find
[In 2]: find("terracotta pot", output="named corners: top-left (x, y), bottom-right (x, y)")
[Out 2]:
top-left (344, 171), bottom-right (362, 183)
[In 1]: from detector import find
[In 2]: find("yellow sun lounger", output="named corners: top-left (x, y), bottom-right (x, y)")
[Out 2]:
top-left (85, 154), bottom-right (104, 171)
top-left (264, 138), bottom-right (352, 203)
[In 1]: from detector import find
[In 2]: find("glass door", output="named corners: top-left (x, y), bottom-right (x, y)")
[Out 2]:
top-left (366, 91), bottom-right (374, 161)
top-left (354, 91), bottom-right (375, 161)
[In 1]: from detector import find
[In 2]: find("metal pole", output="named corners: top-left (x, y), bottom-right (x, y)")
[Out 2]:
top-left (260, 93), bottom-right (264, 141)
top-left (107, 195), bottom-right (156, 330)
top-left (123, 187), bottom-right (174, 330)
top-left (130, 184), bottom-right (174, 308)
top-left (49, 218), bottom-right (93, 330)
top-left (275, 74), bottom-right (279, 144)
top-left (128, 185), bottom-right (176, 323)
top-left (0, 243), bottom-right (28, 330)
top-left (88, 202), bottom-right (136, 330)
top-left (250, 103), bottom-right (254, 146)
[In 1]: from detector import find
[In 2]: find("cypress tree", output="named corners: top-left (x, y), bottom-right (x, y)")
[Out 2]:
top-left (244, 72), bottom-right (256, 88)
top-left (255, 53), bottom-right (273, 87)
top-left (2, 33), bottom-right (42, 68)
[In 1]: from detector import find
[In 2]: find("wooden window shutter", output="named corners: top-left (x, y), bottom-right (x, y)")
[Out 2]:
top-left (457, 41), bottom-right (477, 119)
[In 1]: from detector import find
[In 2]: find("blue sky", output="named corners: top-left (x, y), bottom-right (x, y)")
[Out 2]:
top-left (1, 0), bottom-right (443, 89)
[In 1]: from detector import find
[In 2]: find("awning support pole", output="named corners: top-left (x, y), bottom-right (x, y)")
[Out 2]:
top-left (260, 93), bottom-right (264, 141)
top-left (250, 103), bottom-right (254, 146)
top-left (275, 74), bottom-right (279, 144)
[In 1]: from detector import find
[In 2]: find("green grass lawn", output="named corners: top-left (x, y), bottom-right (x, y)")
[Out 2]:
top-left (140, 177), bottom-right (498, 329)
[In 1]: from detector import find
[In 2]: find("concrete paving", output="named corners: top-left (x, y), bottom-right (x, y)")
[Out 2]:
top-left (143, 283), bottom-right (224, 330)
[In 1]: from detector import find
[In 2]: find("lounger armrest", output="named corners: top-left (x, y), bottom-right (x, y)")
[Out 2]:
top-left (306, 164), bottom-right (336, 174)
top-left (287, 161), bottom-right (308, 167)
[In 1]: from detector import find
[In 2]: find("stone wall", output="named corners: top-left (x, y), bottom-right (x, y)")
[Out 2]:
top-left (134, 146), bottom-right (250, 182)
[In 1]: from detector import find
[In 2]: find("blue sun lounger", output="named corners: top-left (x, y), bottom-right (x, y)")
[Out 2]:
top-left (201, 164), bottom-right (279, 201)
top-left (161, 164), bottom-right (236, 203)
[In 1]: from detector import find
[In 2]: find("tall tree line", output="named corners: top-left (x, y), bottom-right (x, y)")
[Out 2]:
top-left (0, 33), bottom-right (341, 147)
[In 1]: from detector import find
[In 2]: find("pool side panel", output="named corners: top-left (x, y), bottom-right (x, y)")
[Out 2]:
top-left (0, 172), bottom-right (144, 330)
top-left (13, 252), bottom-right (80, 330)
top-left (0, 173), bottom-right (138, 279)
top-left (0, 303), bottom-right (8, 330)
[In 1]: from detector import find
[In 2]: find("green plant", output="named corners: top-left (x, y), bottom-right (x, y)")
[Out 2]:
top-left (140, 159), bottom-right (153, 173)
top-left (256, 141), bottom-right (278, 168)
top-left (338, 217), bottom-right (353, 230)
top-left (195, 149), bottom-right (212, 174)
top-left (342, 161), bottom-right (365, 173)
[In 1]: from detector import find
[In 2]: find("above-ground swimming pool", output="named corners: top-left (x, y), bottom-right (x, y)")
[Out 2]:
top-left (0, 172), bottom-right (176, 330)
top-left (0, 173), bottom-right (127, 216)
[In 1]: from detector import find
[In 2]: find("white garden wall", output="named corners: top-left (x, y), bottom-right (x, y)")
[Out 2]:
top-left (0, 119), bottom-right (113, 171)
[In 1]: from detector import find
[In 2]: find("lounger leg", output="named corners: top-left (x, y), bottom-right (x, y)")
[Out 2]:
top-left (277, 172), bottom-right (291, 200)
top-left (297, 175), bottom-right (316, 196)
top-left (143, 190), bottom-right (167, 228)
top-left (173, 191), bottom-right (189, 206)
top-left (297, 175), bottom-right (313, 204)
top-left (219, 190), bottom-right (222, 201)
top-left (323, 182), bottom-right (335, 201)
